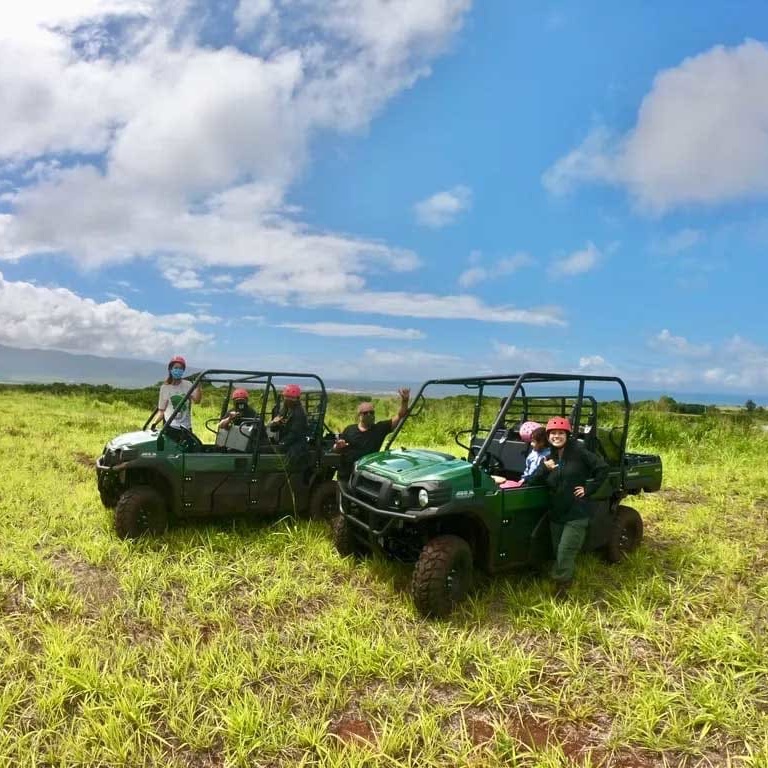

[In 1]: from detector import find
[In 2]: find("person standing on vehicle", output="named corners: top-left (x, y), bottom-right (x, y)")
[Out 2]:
top-left (529, 416), bottom-right (608, 597)
top-left (218, 388), bottom-right (257, 430)
top-left (334, 388), bottom-right (411, 482)
top-left (150, 355), bottom-right (202, 432)
top-left (268, 383), bottom-right (309, 471)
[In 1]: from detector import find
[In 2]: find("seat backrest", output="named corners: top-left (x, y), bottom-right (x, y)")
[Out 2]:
top-left (471, 432), bottom-right (529, 474)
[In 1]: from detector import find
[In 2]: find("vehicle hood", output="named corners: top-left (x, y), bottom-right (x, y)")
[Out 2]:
top-left (356, 449), bottom-right (471, 484)
top-left (105, 430), bottom-right (157, 452)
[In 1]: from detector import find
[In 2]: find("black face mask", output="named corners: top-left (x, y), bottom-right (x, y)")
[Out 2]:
top-left (235, 401), bottom-right (247, 412)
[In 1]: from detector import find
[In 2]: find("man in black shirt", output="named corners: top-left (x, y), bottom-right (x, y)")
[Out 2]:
top-left (335, 387), bottom-right (410, 481)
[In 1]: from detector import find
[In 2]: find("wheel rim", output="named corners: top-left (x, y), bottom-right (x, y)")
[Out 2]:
top-left (619, 524), bottom-right (635, 552)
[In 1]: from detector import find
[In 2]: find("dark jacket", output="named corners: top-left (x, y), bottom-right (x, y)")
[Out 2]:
top-left (529, 439), bottom-right (609, 522)
top-left (274, 404), bottom-right (309, 470)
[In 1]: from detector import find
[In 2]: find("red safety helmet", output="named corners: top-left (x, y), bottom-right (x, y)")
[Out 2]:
top-left (546, 416), bottom-right (572, 433)
top-left (168, 355), bottom-right (186, 369)
top-left (232, 388), bottom-right (249, 401)
top-left (283, 383), bottom-right (302, 399)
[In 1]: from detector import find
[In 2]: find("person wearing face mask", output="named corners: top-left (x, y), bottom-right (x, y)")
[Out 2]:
top-left (218, 388), bottom-right (257, 430)
top-left (529, 416), bottom-right (608, 597)
top-left (150, 355), bottom-right (202, 432)
top-left (334, 388), bottom-right (410, 482)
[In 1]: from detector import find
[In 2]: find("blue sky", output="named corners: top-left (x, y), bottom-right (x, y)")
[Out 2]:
top-left (1, 0), bottom-right (767, 396)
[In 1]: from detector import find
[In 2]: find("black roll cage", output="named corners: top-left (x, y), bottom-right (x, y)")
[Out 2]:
top-left (385, 371), bottom-right (631, 481)
top-left (143, 368), bottom-right (329, 459)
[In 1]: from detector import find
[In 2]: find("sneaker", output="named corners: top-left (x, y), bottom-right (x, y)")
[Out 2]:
top-left (553, 580), bottom-right (572, 599)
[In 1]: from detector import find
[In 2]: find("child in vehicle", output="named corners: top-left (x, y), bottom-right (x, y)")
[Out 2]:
top-left (495, 421), bottom-right (550, 489)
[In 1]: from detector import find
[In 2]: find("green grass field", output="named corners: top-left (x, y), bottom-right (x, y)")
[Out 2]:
top-left (1, 388), bottom-right (767, 767)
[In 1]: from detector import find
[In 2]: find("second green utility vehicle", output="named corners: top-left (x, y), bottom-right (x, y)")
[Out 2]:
top-left (96, 370), bottom-right (339, 539)
top-left (335, 373), bottom-right (662, 617)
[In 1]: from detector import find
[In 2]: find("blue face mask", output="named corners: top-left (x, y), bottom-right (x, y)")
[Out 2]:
top-left (170, 367), bottom-right (184, 380)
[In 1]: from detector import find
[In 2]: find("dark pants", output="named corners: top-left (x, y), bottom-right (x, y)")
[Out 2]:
top-left (549, 518), bottom-right (589, 583)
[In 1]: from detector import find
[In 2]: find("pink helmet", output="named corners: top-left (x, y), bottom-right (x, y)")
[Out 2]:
top-left (519, 421), bottom-right (542, 443)
top-left (168, 355), bottom-right (186, 369)
top-left (546, 416), bottom-right (572, 433)
top-left (232, 388), bottom-right (249, 401)
top-left (283, 383), bottom-right (301, 399)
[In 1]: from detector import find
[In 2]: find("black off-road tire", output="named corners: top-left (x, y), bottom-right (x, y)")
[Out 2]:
top-left (309, 480), bottom-right (338, 521)
top-left (605, 505), bottom-right (643, 563)
top-left (97, 472), bottom-right (121, 509)
top-left (411, 535), bottom-right (473, 618)
top-left (99, 487), bottom-right (120, 509)
top-left (332, 514), bottom-right (365, 558)
top-left (114, 485), bottom-right (168, 540)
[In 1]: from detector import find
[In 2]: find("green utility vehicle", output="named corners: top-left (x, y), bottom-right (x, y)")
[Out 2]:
top-left (335, 373), bottom-right (662, 617)
top-left (96, 370), bottom-right (339, 538)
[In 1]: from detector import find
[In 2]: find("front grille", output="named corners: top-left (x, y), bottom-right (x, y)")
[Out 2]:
top-left (348, 471), bottom-right (451, 511)
top-left (353, 473), bottom-right (383, 501)
top-left (349, 472), bottom-right (401, 510)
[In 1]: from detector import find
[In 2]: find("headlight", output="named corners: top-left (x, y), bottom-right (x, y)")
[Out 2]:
top-left (417, 489), bottom-right (429, 508)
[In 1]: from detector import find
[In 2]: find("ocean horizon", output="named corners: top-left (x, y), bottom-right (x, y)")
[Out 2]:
top-left (1, 374), bottom-right (764, 408)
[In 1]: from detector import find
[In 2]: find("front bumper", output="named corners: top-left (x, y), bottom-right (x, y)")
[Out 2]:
top-left (338, 479), bottom-right (420, 537)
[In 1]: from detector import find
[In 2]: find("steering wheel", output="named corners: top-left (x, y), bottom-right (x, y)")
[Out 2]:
top-left (176, 425), bottom-right (204, 452)
top-left (237, 417), bottom-right (258, 436)
top-left (454, 427), bottom-right (490, 452)
top-left (205, 417), bottom-right (223, 434)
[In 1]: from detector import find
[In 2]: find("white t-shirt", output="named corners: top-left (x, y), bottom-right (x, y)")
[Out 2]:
top-left (158, 379), bottom-right (195, 430)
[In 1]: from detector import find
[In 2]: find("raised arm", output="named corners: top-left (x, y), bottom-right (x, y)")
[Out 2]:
top-left (391, 387), bottom-right (410, 429)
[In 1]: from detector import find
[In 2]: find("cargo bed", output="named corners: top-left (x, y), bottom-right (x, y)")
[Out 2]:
top-left (624, 452), bottom-right (662, 493)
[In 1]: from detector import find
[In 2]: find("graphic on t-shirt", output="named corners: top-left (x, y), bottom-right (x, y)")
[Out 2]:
top-left (170, 394), bottom-right (189, 413)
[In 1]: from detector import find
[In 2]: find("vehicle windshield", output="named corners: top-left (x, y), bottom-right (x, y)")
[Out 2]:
top-left (386, 374), bottom-right (629, 464)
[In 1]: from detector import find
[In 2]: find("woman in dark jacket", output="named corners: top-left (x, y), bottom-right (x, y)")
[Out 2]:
top-left (529, 416), bottom-right (609, 595)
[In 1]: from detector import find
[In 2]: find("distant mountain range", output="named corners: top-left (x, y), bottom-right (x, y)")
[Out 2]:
top-left (0, 344), bottom-right (165, 388)
top-left (0, 344), bottom-right (761, 405)
top-left (0, 344), bottom-right (396, 393)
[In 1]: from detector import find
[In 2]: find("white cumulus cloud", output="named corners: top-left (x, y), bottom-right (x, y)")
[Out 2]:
top-left (543, 40), bottom-right (768, 212)
top-left (548, 242), bottom-right (601, 278)
top-left (278, 322), bottom-right (424, 339)
top-left (414, 185), bottom-right (472, 228)
top-left (651, 329), bottom-right (712, 358)
top-left (578, 355), bottom-right (615, 373)
top-left (655, 228), bottom-right (704, 255)
top-left (492, 342), bottom-right (556, 369)
top-left (0, 0), bottom-right (490, 328)
top-left (0, 271), bottom-right (212, 357)
top-left (458, 251), bottom-right (532, 287)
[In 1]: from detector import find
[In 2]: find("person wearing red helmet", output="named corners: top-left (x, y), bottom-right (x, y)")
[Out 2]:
top-left (218, 388), bottom-right (257, 430)
top-left (334, 387), bottom-right (411, 482)
top-left (150, 355), bottom-right (202, 432)
top-left (528, 415), bottom-right (608, 597)
top-left (268, 383), bottom-right (309, 470)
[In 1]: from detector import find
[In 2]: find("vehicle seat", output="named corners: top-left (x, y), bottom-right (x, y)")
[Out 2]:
top-left (471, 431), bottom-right (529, 475)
